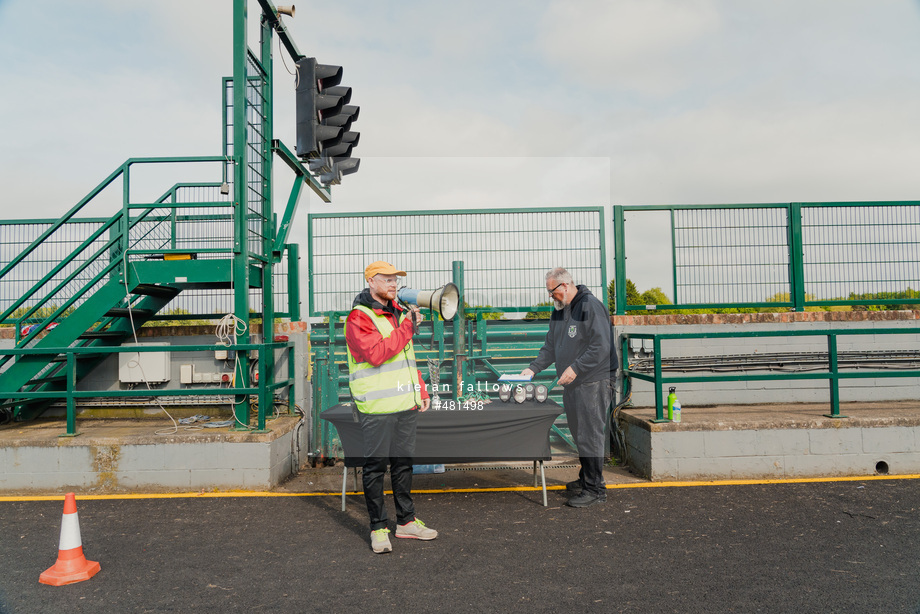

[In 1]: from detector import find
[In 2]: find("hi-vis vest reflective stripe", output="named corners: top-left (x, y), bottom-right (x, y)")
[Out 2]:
top-left (345, 305), bottom-right (421, 414)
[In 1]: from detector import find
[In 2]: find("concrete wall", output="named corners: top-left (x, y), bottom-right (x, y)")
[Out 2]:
top-left (624, 412), bottom-right (920, 481)
top-left (614, 311), bottom-right (920, 408)
top-left (0, 417), bottom-right (308, 492)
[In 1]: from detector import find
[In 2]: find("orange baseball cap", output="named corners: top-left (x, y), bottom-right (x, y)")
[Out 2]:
top-left (364, 261), bottom-right (407, 279)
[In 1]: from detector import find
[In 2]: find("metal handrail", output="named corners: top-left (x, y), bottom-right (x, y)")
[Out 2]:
top-left (621, 327), bottom-right (920, 421)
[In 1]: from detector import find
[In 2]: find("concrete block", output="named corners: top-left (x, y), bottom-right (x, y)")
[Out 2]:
top-left (8, 447), bottom-right (52, 472)
top-left (44, 471), bottom-right (96, 490)
top-left (223, 443), bottom-right (267, 469)
top-left (190, 468), bottom-right (240, 489)
top-left (675, 457), bottom-right (729, 481)
top-left (56, 446), bottom-right (94, 472)
top-left (163, 443), bottom-right (225, 470)
top-left (784, 454), bottom-right (877, 478)
top-left (727, 456), bottom-right (785, 479)
top-left (0, 473), bottom-right (43, 489)
top-left (809, 429), bottom-right (862, 455)
top-left (118, 444), bottom-right (167, 470)
top-left (649, 457), bottom-right (679, 481)
top-left (239, 468), bottom-right (272, 490)
top-left (862, 426), bottom-right (916, 454)
top-left (881, 452), bottom-right (920, 475)
top-left (703, 429), bottom-right (808, 458)
top-left (270, 456), bottom-right (291, 485)
top-left (624, 425), bottom-right (650, 457)
top-left (269, 434), bottom-right (291, 468)
top-left (116, 470), bottom-right (191, 489)
top-left (655, 431), bottom-right (705, 459)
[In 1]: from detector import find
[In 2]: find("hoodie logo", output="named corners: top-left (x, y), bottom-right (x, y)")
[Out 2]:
top-left (568, 325), bottom-right (577, 338)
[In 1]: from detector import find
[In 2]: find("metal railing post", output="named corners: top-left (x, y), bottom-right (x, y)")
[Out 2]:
top-left (652, 337), bottom-right (667, 422)
top-left (63, 351), bottom-right (78, 437)
top-left (824, 333), bottom-right (847, 418)
top-left (452, 261), bottom-right (465, 402)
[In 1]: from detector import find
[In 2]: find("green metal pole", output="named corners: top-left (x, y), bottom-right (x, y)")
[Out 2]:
top-left (788, 202), bottom-right (806, 312)
top-left (670, 209), bottom-right (678, 305)
top-left (824, 333), bottom-right (847, 419)
top-left (613, 205), bottom-right (627, 315)
top-left (231, 0), bottom-right (252, 429)
top-left (287, 243), bottom-right (301, 321)
top-left (452, 261), bottom-right (465, 401)
top-left (257, 348), bottom-right (268, 432)
top-left (597, 206), bottom-right (609, 309)
top-left (120, 162), bottom-right (131, 284)
top-left (258, 10), bottom-right (275, 433)
top-left (652, 337), bottom-right (667, 422)
top-left (62, 352), bottom-right (78, 437)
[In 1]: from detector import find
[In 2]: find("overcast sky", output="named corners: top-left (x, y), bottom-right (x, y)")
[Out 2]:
top-left (2, 0), bottom-right (920, 293)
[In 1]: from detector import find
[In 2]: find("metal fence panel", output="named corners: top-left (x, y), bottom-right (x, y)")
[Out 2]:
top-left (614, 201), bottom-right (920, 313)
top-left (673, 207), bottom-right (790, 305)
top-left (308, 207), bottom-right (607, 315)
top-left (802, 203), bottom-right (920, 301)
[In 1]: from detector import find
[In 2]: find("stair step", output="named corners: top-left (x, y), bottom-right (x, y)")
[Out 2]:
top-left (106, 307), bottom-right (154, 318)
top-left (132, 284), bottom-right (180, 299)
top-left (78, 331), bottom-right (125, 340)
top-left (26, 374), bottom-right (66, 387)
top-left (50, 353), bottom-right (96, 363)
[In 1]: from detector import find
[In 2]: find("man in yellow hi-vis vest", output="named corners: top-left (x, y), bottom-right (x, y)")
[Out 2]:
top-left (345, 261), bottom-right (438, 554)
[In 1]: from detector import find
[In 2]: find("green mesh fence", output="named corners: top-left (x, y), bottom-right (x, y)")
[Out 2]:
top-left (307, 207), bottom-right (607, 315)
top-left (613, 201), bottom-right (920, 313)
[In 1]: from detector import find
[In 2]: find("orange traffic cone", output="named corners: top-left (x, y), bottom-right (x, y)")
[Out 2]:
top-left (39, 492), bottom-right (101, 586)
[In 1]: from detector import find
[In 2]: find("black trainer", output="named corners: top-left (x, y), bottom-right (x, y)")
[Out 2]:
top-left (565, 490), bottom-right (607, 508)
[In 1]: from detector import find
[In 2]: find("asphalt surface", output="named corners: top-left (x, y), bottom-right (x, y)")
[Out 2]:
top-left (2, 478), bottom-right (920, 614)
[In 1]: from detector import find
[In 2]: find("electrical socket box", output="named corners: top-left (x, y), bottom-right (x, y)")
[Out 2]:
top-left (119, 343), bottom-right (170, 383)
top-left (215, 349), bottom-right (229, 360)
top-left (180, 364), bottom-right (193, 384)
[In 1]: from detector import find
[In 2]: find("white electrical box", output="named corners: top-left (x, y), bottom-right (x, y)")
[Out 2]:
top-left (215, 349), bottom-right (229, 360)
top-left (119, 343), bottom-right (171, 383)
top-left (180, 364), bottom-right (194, 384)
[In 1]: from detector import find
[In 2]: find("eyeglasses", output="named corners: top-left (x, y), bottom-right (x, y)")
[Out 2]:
top-left (548, 282), bottom-right (565, 296)
top-left (375, 276), bottom-right (399, 286)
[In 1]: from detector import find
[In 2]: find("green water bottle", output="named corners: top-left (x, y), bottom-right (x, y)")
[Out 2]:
top-left (667, 387), bottom-right (676, 421)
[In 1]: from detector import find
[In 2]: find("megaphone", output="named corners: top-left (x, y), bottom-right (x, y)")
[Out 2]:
top-left (397, 283), bottom-right (459, 320)
top-left (277, 5), bottom-right (295, 17)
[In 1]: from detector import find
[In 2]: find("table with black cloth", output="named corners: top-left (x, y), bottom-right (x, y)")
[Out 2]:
top-left (320, 400), bottom-right (564, 508)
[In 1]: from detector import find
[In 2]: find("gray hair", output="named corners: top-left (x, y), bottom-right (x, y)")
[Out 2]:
top-left (545, 267), bottom-right (574, 285)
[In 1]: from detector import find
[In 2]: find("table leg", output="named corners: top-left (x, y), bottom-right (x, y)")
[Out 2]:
top-left (540, 461), bottom-right (547, 507)
top-left (342, 466), bottom-right (348, 512)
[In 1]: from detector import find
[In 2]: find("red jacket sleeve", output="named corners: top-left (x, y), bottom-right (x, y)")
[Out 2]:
top-left (345, 308), bottom-right (429, 400)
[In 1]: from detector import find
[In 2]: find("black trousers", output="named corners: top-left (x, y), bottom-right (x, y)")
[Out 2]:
top-left (562, 378), bottom-right (612, 496)
top-left (358, 409), bottom-right (417, 531)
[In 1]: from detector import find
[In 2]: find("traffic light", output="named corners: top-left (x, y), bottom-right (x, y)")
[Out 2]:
top-left (295, 57), bottom-right (360, 184)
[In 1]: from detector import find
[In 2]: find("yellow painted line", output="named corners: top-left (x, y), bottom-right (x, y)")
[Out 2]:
top-left (1, 473), bottom-right (918, 502)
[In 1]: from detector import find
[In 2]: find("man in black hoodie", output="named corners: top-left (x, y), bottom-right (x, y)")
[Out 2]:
top-left (522, 267), bottom-right (613, 507)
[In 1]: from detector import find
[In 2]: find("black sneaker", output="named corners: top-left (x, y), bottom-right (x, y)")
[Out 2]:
top-left (565, 491), bottom-right (607, 508)
top-left (565, 480), bottom-right (583, 493)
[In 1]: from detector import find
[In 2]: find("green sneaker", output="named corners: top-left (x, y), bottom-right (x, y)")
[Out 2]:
top-left (370, 528), bottom-right (392, 553)
top-left (395, 518), bottom-right (438, 540)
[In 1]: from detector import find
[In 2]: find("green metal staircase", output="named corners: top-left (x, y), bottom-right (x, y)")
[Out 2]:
top-left (0, 167), bottom-right (243, 422)
top-left (0, 1), bottom-right (326, 428)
